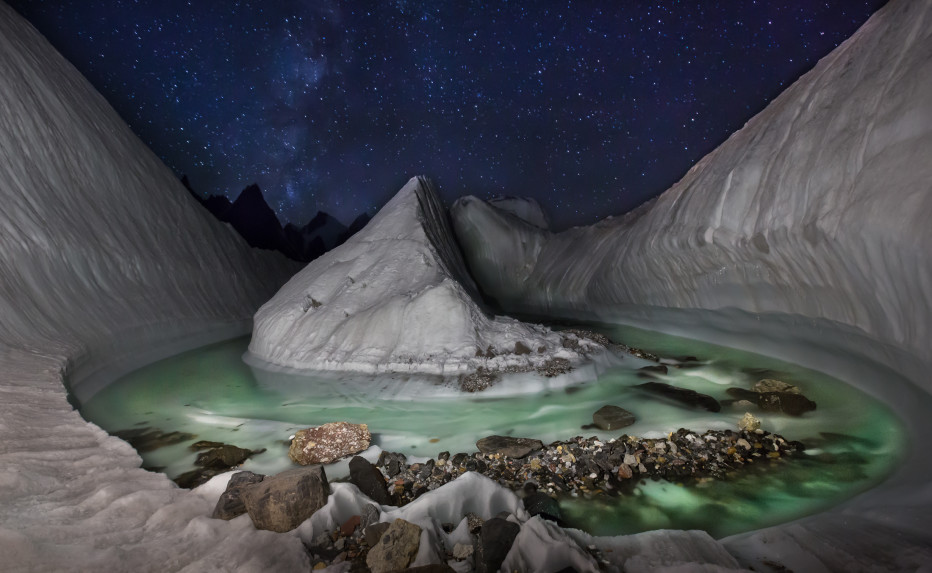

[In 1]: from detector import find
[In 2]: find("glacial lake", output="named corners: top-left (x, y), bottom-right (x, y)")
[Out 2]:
top-left (78, 324), bottom-right (905, 538)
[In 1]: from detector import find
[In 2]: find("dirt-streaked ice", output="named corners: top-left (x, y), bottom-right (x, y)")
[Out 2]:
top-left (249, 176), bottom-right (601, 377)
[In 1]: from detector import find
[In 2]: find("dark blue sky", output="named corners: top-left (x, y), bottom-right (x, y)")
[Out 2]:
top-left (9, 0), bottom-right (887, 229)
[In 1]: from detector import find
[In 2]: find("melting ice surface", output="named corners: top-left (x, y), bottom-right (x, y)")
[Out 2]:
top-left (79, 324), bottom-right (905, 539)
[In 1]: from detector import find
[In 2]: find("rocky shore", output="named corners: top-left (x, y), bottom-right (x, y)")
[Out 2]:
top-left (373, 428), bottom-right (802, 509)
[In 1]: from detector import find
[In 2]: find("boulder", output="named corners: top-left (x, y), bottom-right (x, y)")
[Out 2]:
top-left (636, 382), bottom-right (721, 412)
top-left (476, 517), bottom-right (520, 573)
top-left (759, 392), bottom-right (817, 416)
top-left (195, 444), bottom-right (253, 469)
top-left (476, 436), bottom-right (544, 458)
top-left (212, 470), bottom-right (266, 520)
top-left (727, 387), bottom-right (816, 416)
top-left (592, 405), bottom-right (636, 430)
top-left (366, 518), bottom-right (421, 573)
top-left (241, 466), bottom-right (329, 532)
top-left (349, 455), bottom-right (391, 504)
top-left (289, 422), bottom-right (371, 465)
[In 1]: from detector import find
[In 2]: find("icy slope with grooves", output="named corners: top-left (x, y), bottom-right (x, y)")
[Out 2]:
top-left (249, 176), bottom-right (593, 375)
top-left (0, 2), bottom-right (303, 571)
top-left (452, 0), bottom-right (932, 374)
top-left (450, 0), bottom-right (932, 569)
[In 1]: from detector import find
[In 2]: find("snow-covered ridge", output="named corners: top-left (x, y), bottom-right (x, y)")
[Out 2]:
top-left (453, 0), bottom-right (932, 382)
top-left (0, 2), bottom-right (304, 570)
top-left (249, 176), bottom-right (600, 377)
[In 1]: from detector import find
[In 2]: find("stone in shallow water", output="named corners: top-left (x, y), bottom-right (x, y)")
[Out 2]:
top-left (241, 466), bottom-right (329, 532)
top-left (727, 387), bottom-right (816, 416)
top-left (759, 392), bottom-right (817, 416)
top-left (476, 435), bottom-right (544, 458)
top-left (195, 444), bottom-right (253, 469)
top-left (753, 378), bottom-right (801, 394)
top-left (636, 381), bottom-right (721, 412)
top-left (592, 404), bottom-right (636, 430)
top-left (289, 422), bottom-right (371, 465)
top-left (366, 518), bottom-right (421, 573)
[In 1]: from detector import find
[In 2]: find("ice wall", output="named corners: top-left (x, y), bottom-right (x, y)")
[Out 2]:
top-left (249, 176), bottom-right (594, 376)
top-left (0, 2), bottom-right (304, 570)
top-left (452, 0), bottom-right (932, 379)
top-left (451, 0), bottom-right (932, 569)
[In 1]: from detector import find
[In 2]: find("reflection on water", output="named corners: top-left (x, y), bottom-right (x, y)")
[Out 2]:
top-left (78, 324), bottom-right (905, 538)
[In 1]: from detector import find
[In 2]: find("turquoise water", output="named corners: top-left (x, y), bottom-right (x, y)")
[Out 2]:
top-left (78, 325), bottom-right (905, 538)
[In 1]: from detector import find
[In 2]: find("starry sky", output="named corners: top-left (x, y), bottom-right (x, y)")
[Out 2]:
top-left (9, 0), bottom-right (887, 229)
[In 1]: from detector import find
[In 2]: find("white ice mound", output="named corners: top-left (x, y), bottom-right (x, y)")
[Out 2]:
top-left (452, 0), bottom-right (932, 372)
top-left (249, 176), bottom-right (596, 375)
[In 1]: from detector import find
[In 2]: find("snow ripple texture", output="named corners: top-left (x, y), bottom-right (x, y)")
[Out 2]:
top-left (452, 1), bottom-right (932, 570)
top-left (249, 176), bottom-right (580, 375)
top-left (0, 2), bottom-right (304, 571)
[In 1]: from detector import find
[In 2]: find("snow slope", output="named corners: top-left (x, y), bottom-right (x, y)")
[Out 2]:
top-left (0, 2), bottom-right (305, 571)
top-left (249, 176), bottom-right (599, 376)
top-left (452, 0), bottom-right (932, 570)
top-left (452, 0), bottom-right (932, 378)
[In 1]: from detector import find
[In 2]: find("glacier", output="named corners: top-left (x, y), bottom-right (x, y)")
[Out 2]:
top-left (2, 0), bottom-right (931, 570)
top-left (248, 175), bottom-right (605, 380)
top-left (0, 1), bottom-right (307, 570)
top-left (451, 0), bottom-right (932, 569)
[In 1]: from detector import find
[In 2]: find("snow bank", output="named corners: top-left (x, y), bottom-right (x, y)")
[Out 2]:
top-left (452, 0), bottom-right (932, 570)
top-left (0, 2), bottom-right (302, 571)
top-left (249, 176), bottom-right (601, 376)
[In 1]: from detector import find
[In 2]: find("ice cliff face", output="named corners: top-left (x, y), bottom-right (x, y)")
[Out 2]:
top-left (249, 176), bottom-right (595, 376)
top-left (0, 3), bottom-right (304, 570)
top-left (452, 0), bottom-right (932, 570)
top-left (453, 0), bottom-right (932, 377)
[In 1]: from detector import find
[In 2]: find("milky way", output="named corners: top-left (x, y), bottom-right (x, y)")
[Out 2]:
top-left (9, 0), bottom-right (886, 228)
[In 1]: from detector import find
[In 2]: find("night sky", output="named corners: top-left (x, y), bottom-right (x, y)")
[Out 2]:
top-left (9, 1), bottom-right (887, 229)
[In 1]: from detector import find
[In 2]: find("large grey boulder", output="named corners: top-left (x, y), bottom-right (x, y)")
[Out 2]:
top-left (366, 518), bottom-right (422, 573)
top-left (241, 466), bottom-right (329, 532)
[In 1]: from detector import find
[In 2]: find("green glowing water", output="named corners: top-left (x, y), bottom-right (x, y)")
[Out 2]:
top-left (79, 325), bottom-right (905, 538)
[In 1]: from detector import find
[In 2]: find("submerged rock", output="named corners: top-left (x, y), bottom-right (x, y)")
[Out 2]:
top-left (753, 379), bottom-right (801, 394)
top-left (113, 427), bottom-right (195, 453)
top-left (592, 404), bottom-right (637, 430)
top-left (727, 387), bottom-right (817, 416)
top-left (173, 442), bottom-right (263, 488)
top-left (289, 422), bottom-right (371, 465)
top-left (241, 466), bottom-right (330, 533)
top-left (366, 518), bottom-right (421, 573)
top-left (195, 444), bottom-right (254, 469)
top-left (636, 381), bottom-right (721, 412)
top-left (476, 436), bottom-right (544, 458)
